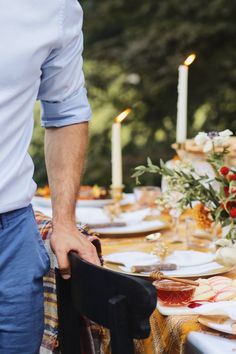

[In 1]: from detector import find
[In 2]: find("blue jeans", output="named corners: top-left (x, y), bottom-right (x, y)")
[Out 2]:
top-left (0, 205), bottom-right (50, 354)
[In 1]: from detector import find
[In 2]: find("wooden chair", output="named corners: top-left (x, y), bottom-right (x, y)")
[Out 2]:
top-left (56, 252), bottom-right (157, 354)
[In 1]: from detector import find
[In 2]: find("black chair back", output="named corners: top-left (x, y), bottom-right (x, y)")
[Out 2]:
top-left (56, 252), bottom-right (157, 354)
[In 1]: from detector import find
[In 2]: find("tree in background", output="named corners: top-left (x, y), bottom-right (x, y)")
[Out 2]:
top-left (30, 102), bottom-right (47, 186)
top-left (31, 0), bottom-right (236, 189)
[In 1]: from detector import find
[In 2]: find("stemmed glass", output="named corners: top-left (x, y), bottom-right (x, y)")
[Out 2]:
top-left (133, 186), bottom-right (161, 218)
top-left (167, 191), bottom-right (183, 242)
top-left (103, 202), bottom-right (122, 223)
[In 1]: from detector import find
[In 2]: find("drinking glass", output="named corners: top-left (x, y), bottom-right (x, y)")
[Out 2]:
top-left (134, 186), bottom-right (161, 208)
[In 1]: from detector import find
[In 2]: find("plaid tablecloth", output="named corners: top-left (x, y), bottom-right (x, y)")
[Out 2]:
top-left (37, 211), bottom-right (236, 354)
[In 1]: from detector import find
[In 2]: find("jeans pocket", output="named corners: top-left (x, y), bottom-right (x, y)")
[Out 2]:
top-left (30, 210), bottom-right (51, 277)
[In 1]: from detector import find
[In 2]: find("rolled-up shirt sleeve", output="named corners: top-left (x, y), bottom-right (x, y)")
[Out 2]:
top-left (37, 1), bottom-right (92, 128)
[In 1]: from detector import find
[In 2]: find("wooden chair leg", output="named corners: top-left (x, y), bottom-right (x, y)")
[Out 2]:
top-left (56, 269), bottom-right (81, 354)
top-left (109, 295), bottom-right (135, 354)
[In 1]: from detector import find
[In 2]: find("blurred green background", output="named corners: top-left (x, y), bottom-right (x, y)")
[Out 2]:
top-left (30, 0), bottom-right (236, 191)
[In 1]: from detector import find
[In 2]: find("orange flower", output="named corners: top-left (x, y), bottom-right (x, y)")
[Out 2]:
top-left (191, 203), bottom-right (212, 229)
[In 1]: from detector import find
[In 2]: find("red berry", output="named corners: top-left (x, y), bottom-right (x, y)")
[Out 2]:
top-left (220, 202), bottom-right (225, 209)
top-left (228, 173), bottom-right (236, 181)
top-left (230, 208), bottom-right (236, 218)
top-left (220, 166), bottom-right (230, 176)
top-left (226, 201), bottom-right (232, 210)
top-left (224, 186), bottom-right (229, 197)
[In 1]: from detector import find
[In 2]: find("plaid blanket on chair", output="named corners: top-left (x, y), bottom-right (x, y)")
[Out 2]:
top-left (35, 211), bottom-right (109, 354)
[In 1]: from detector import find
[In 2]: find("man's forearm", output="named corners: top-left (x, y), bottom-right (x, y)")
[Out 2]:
top-left (45, 123), bottom-right (88, 228)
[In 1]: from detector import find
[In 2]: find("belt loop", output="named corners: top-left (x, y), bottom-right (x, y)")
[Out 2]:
top-left (1, 214), bottom-right (8, 229)
top-left (0, 215), bottom-right (3, 230)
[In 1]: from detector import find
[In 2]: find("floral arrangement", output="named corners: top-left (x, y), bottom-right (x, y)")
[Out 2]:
top-left (133, 130), bottom-right (236, 242)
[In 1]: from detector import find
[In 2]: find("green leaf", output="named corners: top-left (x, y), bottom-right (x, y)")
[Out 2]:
top-left (147, 157), bottom-right (153, 167)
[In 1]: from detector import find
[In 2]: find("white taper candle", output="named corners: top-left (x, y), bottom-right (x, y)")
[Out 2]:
top-left (176, 64), bottom-right (188, 143)
top-left (176, 54), bottom-right (196, 144)
top-left (112, 122), bottom-right (122, 188)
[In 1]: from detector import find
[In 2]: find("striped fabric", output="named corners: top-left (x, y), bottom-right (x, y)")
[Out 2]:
top-left (35, 211), bottom-right (108, 354)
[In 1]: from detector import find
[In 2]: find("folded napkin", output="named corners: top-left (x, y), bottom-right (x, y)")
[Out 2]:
top-left (118, 208), bottom-right (160, 223)
top-left (76, 207), bottom-right (153, 226)
top-left (104, 251), bottom-right (159, 268)
top-left (76, 207), bottom-right (111, 225)
top-left (193, 301), bottom-right (236, 320)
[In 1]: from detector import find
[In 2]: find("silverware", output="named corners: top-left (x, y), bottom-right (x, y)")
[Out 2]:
top-left (105, 260), bottom-right (177, 273)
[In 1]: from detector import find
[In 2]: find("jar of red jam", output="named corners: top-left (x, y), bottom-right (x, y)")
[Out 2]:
top-left (153, 280), bottom-right (196, 307)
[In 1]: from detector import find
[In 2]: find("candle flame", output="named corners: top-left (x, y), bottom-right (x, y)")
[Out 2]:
top-left (184, 53), bottom-right (196, 66)
top-left (115, 108), bottom-right (132, 123)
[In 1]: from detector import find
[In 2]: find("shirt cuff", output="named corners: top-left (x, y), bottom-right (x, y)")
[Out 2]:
top-left (40, 88), bottom-right (92, 128)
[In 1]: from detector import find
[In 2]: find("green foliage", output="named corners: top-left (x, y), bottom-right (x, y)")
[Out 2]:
top-left (133, 150), bottom-right (236, 240)
top-left (30, 102), bottom-right (47, 187)
top-left (30, 0), bottom-right (236, 189)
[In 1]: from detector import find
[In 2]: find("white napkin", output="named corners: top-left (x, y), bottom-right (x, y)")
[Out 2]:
top-left (104, 251), bottom-right (159, 268)
top-left (75, 207), bottom-right (110, 225)
top-left (76, 207), bottom-right (154, 225)
top-left (193, 301), bottom-right (236, 320)
top-left (118, 208), bottom-right (158, 223)
top-left (165, 250), bottom-right (214, 267)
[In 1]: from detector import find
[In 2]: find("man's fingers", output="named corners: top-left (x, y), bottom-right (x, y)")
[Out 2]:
top-left (81, 244), bottom-right (101, 266)
top-left (51, 233), bottom-right (101, 278)
top-left (56, 250), bottom-right (71, 280)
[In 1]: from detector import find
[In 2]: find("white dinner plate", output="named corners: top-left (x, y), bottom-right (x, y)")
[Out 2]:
top-left (93, 220), bottom-right (167, 236)
top-left (77, 199), bottom-right (113, 207)
top-left (33, 195), bottom-right (112, 209)
top-left (104, 250), bottom-right (214, 270)
top-left (32, 196), bottom-right (52, 208)
top-left (104, 249), bottom-right (233, 278)
top-left (105, 261), bottom-right (233, 279)
top-left (198, 315), bottom-right (236, 335)
top-left (165, 250), bottom-right (214, 267)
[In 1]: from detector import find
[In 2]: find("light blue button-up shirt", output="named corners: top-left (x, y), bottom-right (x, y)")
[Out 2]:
top-left (0, 0), bottom-right (91, 213)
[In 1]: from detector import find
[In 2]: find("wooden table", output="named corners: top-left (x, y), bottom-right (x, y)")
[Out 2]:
top-left (101, 233), bottom-right (236, 354)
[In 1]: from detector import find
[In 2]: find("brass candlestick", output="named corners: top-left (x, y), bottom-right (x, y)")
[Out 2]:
top-left (110, 185), bottom-right (124, 203)
top-left (104, 185), bottom-right (124, 222)
top-left (171, 141), bottom-right (187, 160)
top-left (175, 142), bottom-right (186, 151)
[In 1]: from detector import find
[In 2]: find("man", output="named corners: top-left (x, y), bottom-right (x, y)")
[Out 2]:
top-left (0, 1), bottom-right (100, 353)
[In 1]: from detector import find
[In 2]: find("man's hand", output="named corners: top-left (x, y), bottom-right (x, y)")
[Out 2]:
top-left (50, 224), bottom-right (101, 279)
